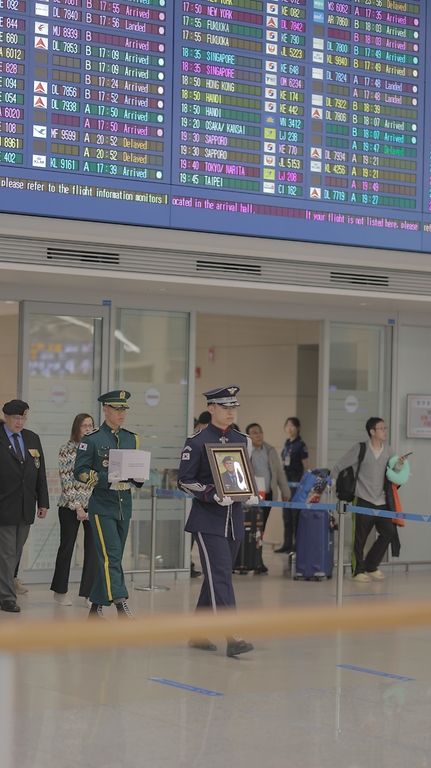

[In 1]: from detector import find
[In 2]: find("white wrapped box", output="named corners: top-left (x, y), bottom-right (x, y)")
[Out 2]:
top-left (108, 449), bottom-right (151, 480)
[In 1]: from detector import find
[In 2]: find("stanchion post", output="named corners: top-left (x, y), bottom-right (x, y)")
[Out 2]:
top-left (135, 486), bottom-right (170, 592)
top-left (336, 500), bottom-right (347, 608)
top-left (149, 484), bottom-right (157, 589)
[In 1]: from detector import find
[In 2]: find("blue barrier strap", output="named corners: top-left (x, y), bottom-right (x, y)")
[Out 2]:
top-left (155, 489), bottom-right (429, 522)
top-left (157, 489), bottom-right (191, 499)
top-left (155, 489), bottom-right (336, 510)
top-left (348, 505), bottom-right (431, 523)
top-left (255, 500), bottom-right (337, 510)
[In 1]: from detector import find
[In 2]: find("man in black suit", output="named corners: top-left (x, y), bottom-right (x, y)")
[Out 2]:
top-left (220, 456), bottom-right (242, 493)
top-left (0, 400), bottom-right (49, 612)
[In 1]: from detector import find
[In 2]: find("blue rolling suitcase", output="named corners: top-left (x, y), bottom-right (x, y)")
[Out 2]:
top-left (294, 508), bottom-right (334, 582)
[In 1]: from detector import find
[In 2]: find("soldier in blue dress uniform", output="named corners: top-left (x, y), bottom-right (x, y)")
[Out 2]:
top-left (178, 386), bottom-right (259, 657)
top-left (74, 390), bottom-right (145, 619)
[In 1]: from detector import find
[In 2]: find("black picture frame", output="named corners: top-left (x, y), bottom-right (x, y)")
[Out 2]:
top-left (205, 443), bottom-right (259, 501)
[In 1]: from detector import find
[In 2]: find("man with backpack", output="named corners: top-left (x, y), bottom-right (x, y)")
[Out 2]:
top-left (331, 417), bottom-right (407, 583)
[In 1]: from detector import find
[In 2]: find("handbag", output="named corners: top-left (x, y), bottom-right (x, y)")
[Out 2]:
top-left (335, 442), bottom-right (366, 502)
top-left (291, 469), bottom-right (330, 505)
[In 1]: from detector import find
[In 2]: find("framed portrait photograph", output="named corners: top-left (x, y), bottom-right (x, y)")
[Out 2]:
top-left (205, 443), bottom-right (259, 501)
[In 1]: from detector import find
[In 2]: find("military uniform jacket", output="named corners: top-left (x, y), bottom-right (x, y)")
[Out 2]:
top-left (73, 421), bottom-right (142, 521)
top-left (0, 423), bottom-right (49, 526)
top-left (178, 422), bottom-right (250, 539)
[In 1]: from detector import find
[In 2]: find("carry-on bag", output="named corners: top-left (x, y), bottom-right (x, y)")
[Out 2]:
top-left (233, 505), bottom-right (264, 574)
top-left (336, 442), bottom-right (366, 502)
top-left (291, 468), bottom-right (330, 505)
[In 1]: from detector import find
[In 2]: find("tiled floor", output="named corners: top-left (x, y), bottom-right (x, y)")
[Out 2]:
top-left (6, 549), bottom-right (431, 768)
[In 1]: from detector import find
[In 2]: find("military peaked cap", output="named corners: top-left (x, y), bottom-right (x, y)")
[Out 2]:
top-left (203, 386), bottom-right (240, 407)
top-left (98, 390), bottom-right (131, 409)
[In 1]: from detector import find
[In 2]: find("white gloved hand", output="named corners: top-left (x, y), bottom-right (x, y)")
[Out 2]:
top-left (214, 495), bottom-right (234, 506)
top-left (245, 495), bottom-right (260, 506)
top-left (133, 478), bottom-right (147, 483)
top-left (108, 472), bottom-right (120, 483)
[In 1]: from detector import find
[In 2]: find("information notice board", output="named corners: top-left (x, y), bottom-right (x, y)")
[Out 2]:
top-left (1, 0), bottom-right (431, 251)
top-left (407, 395), bottom-right (431, 438)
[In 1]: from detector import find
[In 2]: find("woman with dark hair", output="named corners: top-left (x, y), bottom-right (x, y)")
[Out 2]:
top-left (275, 417), bottom-right (309, 554)
top-left (50, 413), bottom-right (98, 606)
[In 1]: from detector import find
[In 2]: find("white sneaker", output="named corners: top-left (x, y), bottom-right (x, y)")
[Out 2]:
top-left (350, 573), bottom-right (372, 583)
top-left (14, 578), bottom-right (28, 595)
top-left (116, 600), bottom-right (135, 619)
top-left (367, 569), bottom-right (385, 580)
top-left (53, 592), bottom-right (72, 606)
top-left (84, 598), bottom-right (92, 609)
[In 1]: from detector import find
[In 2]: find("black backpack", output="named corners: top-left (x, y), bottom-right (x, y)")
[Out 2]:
top-left (335, 442), bottom-right (366, 502)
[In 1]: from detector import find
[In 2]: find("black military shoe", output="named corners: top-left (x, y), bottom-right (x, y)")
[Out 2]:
top-left (116, 600), bottom-right (134, 619)
top-left (188, 638), bottom-right (217, 651)
top-left (190, 563), bottom-right (202, 578)
top-left (274, 546), bottom-right (293, 554)
top-left (88, 603), bottom-right (104, 619)
top-left (1, 599), bottom-right (20, 613)
top-left (226, 636), bottom-right (254, 656)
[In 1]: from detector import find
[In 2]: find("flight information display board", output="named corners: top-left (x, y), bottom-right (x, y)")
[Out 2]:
top-left (1, 0), bottom-right (431, 251)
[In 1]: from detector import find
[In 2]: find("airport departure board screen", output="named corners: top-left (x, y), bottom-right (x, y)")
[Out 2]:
top-left (1, 0), bottom-right (431, 251)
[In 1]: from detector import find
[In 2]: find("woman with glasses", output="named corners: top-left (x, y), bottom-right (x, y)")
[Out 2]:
top-left (50, 413), bottom-right (98, 606)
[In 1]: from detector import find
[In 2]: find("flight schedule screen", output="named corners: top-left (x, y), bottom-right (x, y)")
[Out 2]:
top-left (1, 0), bottom-right (431, 251)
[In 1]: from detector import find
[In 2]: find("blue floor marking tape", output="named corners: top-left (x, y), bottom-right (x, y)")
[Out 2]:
top-left (337, 665), bottom-right (414, 681)
top-left (148, 678), bottom-right (223, 696)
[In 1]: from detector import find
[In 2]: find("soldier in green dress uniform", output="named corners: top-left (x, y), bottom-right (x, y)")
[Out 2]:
top-left (74, 390), bottom-right (145, 619)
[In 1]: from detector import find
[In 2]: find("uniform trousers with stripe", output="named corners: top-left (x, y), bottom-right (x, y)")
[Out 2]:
top-left (89, 515), bottom-right (130, 606)
top-left (194, 532), bottom-right (241, 610)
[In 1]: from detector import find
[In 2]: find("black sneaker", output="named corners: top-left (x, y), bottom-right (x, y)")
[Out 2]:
top-left (188, 638), bottom-right (217, 651)
top-left (88, 603), bottom-right (104, 619)
top-left (116, 600), bottom-right (134, 619)
top-left (226, 636), bottom-right (254, 657)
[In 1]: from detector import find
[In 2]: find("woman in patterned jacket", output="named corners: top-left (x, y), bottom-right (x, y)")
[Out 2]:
top-left (50, 413), bottom-right (98, 606)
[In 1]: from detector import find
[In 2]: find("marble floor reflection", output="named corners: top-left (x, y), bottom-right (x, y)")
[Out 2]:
top-left (7, 550), bottom-right (431, 768)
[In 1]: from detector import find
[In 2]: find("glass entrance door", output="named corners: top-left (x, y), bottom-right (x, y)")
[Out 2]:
top-left (115, 309), bottom-right (190, 574)
top-left (328, 322), bottom-right (393, 565)
top-left (18, 302), bottom-right (110, 580)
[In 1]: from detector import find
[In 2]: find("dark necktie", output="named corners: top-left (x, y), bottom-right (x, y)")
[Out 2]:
top-left (13, 433), bottom-right (24, 463)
